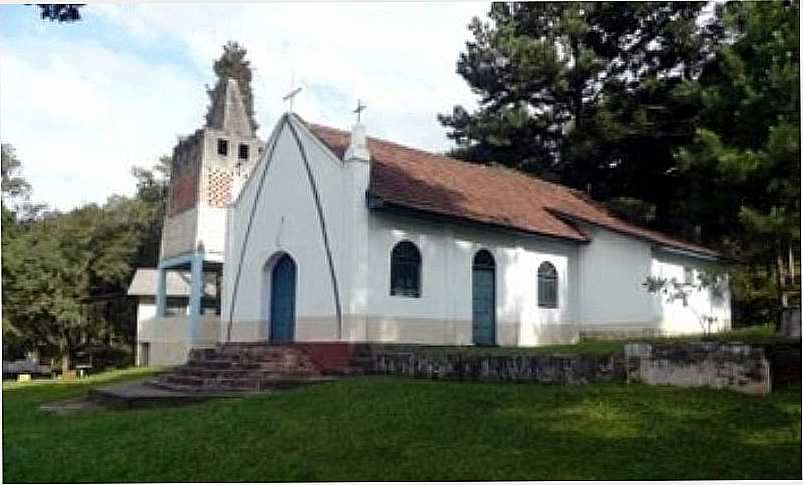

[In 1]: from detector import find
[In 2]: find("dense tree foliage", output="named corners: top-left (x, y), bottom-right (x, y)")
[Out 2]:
top-left (1, 144), bottom-right (31, 204)
top-left (2, 150), bottom-right (170, 370)
top-left (443, 1), bottom-right (799, 326)
top-left (129, 156), bottom-right (171, 268)
top-left (676, 1), bottom-right (800, 322)
top-left (205, 41), bottom-right (259, 133)
top-left (440, 3), bottom-right (719, 210)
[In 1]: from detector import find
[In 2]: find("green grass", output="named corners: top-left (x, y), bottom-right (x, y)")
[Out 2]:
top-left (698, 324), bottom-right (794, 345)
top-left (3, 368), bottom-right (800, 481)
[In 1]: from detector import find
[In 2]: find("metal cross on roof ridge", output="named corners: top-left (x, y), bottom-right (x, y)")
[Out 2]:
top-left (353, 99), bottom-right (367, 123)
top-left (282, 87), bottom-right (302, 113)
top-left (282, 73), bottom-right (302, 113)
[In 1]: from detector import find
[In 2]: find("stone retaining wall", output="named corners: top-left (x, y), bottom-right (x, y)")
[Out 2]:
top-left (364, 341), bottom-right (797, 394)
top-left (624, 342), bottom-right (771, 396)
top-left (368, 350), bottom-right (625, 384)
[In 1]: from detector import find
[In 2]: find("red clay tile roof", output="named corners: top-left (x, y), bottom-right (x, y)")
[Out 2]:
top-left (304, 120), bottom-right (721, 258)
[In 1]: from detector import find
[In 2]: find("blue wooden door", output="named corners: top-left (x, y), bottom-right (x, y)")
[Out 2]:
top-left (472, 250), bottom-right (496, 345)
top-left (270, 255), bottom-right (296, 343)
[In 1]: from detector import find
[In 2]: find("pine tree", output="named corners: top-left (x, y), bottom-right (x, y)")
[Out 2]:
top-left (205, 41), bottom-right (259, 133)
top-left (676, 1), bottom-right (800, 325)
top-left (440, 2), bottom-right (719, 230)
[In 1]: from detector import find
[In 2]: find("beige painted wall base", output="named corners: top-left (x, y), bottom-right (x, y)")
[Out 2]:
top-left (141, 314), bottom-right (726, 367)
top-left (138, 315), bottom-right (220, 366)
top-left (225, 315), bottom-right (583, 346)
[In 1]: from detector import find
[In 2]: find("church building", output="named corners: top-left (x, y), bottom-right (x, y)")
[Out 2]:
top-left (133, 81), bottom-right (731, 366)
top-left (221, 112), bottom-right (731, 352)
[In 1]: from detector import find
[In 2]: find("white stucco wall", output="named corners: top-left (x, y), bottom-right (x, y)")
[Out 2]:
top-left (160, 207), bottom-right (198, 260)
top-left (576, 223), bottom-right (659, 331)
top-left (137, 300), bottom-right (157, 323)
top-left (651, 250), bottom-right (732, 335)
top-left (575, 222), bottom-right (731, 336)
top-left (353, 211), bottom-right (581, 346)
top-left (223, 116), bottom-right (348, 342)
top-left (197, 204), bottom-right (227, 259)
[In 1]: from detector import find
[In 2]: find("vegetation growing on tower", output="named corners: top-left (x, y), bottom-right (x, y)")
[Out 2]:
top-left (205, 41), bottom-right (259, 133)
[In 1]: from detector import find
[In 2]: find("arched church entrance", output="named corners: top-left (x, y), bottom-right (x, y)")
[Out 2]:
top-left (267, 253), bottom-right (296, 343)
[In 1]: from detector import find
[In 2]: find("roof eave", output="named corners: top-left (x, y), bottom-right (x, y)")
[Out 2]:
top-left (651, 245), bottom-right (722, 262)
top-left (367, 191), bottom-right (590, 245)
top-left (546, 207), bottom-right (724, 261)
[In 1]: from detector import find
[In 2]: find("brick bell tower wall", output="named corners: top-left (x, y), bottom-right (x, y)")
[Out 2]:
top-left (169, 131), bottom-right (203, 216)
top-left (161, 131), bottom-right (203, 260)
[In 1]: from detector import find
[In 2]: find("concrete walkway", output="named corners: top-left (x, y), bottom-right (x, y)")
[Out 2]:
top-left (89, 378), bottom-right (248, 408)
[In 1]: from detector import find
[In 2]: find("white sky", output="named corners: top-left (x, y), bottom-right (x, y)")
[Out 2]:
top-left (1, 2), bottom-right (490, 210)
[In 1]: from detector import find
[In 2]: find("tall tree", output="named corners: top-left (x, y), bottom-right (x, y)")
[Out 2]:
top-left (205, 41), bottom-right (259, 133)
top-left (1, 144), bottom-right (31, 207)
top-left (1, 144), bottom-right (48, 358)
top-left (129, 155), bottom-right (171, 267)
top-left (439, 2), bottom-right (720, 232)
top-left (676, 1), bottom-right (800, 324)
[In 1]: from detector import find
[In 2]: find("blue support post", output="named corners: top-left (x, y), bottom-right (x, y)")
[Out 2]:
top-left (155, 267), bottom-right (167, 317)
top-left (188, 252), bottom-right (204, 344)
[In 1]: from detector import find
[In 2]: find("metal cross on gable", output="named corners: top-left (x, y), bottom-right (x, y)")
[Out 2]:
top-left (353, 99), bottom-right (367, 123)
top-left (282, 73), bottom-right (302, 112)
top-left (282, 87), bottom-right (302, 112)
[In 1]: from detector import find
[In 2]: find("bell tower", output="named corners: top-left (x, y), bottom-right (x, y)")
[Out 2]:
top-left (155, 77), bottom-right (264, 346)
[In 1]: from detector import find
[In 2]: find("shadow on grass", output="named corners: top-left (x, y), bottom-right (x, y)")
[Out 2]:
top-left (2, 374), bottom-right (800, 482)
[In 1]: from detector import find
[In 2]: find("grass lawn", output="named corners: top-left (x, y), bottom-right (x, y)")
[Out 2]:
top-left (3, 368), bottom-right (800, 482)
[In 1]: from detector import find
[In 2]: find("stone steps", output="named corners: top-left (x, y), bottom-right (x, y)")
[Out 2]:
top-left (292, 343), bottom-right (374, 376)
top-left (150, 342), bottom-right (376, 394)
top-left (151, 343), bottom-right (328, 394)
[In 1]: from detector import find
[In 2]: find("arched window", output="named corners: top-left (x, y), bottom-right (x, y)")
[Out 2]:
top-left (538, 261), bottom-right (558, 308)
top-left (390, 241), bottom-right (421, 297)
top-left (473, 249), bottom-right (495, 270)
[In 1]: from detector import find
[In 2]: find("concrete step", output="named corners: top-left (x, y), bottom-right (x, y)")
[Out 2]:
top-left (172, 367), bottom-right (321, 380)
top-left (152, 374), bottom-right (336, 393)
top-left (149, 379), bottom-right (259, 394)
top-left (186, 358), bottom-right (317, 368)
top-left (184, 360), bottom-right (262, 370)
